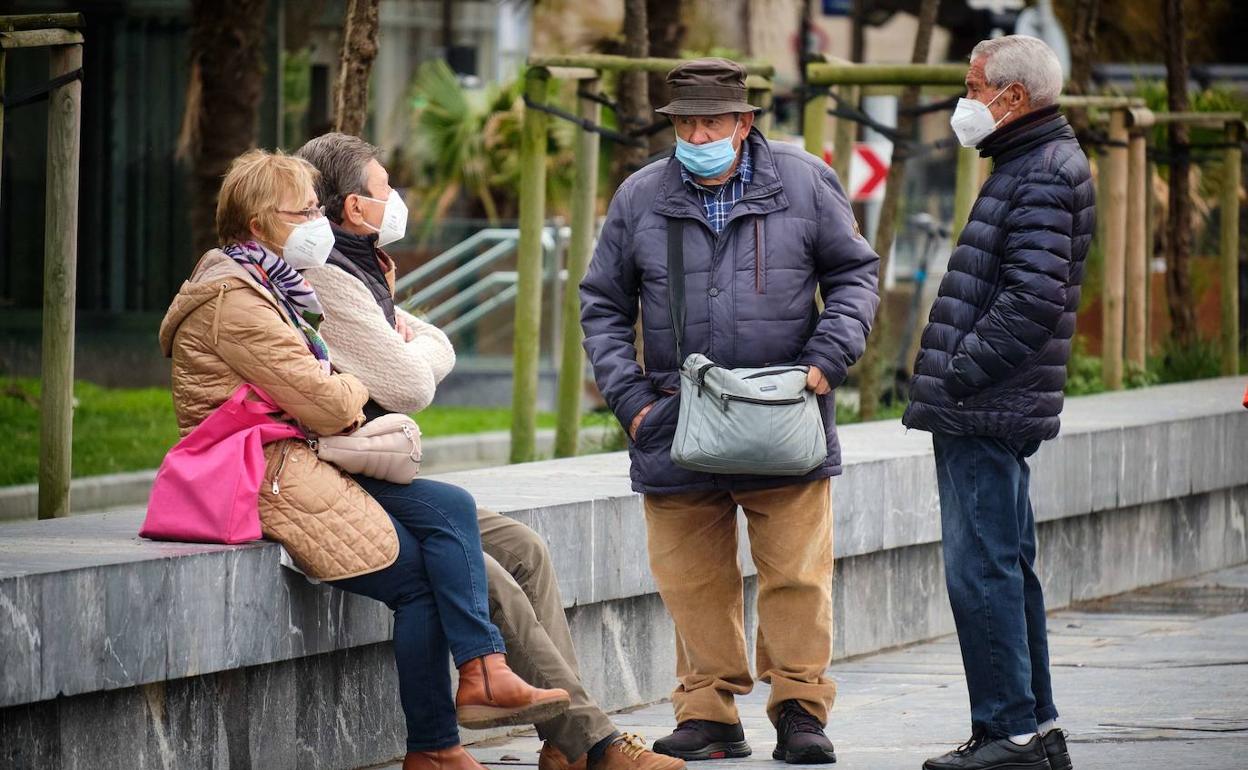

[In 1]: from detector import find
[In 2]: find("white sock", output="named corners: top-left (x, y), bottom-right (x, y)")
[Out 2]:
top-left (1037, 719), bottom-right (1057, 735)
top-left (1008, 732), bottom-right (1036, 745)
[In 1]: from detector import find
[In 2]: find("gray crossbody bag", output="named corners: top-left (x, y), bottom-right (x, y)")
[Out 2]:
top-left (666, 219), bottom-right (828, 476)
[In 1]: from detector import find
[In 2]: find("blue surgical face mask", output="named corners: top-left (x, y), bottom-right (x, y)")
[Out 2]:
top-left (675, 117), bottom-right (742, 179)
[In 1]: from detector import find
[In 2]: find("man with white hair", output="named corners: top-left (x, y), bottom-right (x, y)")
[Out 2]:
top-left (903, 35), bottom-right (1091, 770)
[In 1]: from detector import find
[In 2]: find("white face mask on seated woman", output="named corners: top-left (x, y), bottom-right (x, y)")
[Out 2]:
top-left (277, 216), bottom-right (335, 269)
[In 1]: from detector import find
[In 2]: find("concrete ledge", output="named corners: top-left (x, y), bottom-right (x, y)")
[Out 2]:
top-left (2, 378), bottom-right (1246, 769)
top-left (0, 426), bottom-right (620, 522)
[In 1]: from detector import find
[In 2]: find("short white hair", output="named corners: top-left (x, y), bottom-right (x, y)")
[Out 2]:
top-left (970, 35), bottom-right (1064, 108)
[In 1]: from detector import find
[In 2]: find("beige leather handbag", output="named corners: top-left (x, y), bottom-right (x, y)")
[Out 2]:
top-left (314, 413), bottom-right (421, 484)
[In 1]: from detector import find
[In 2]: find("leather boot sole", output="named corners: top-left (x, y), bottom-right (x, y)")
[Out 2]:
top-left (772, 744), bottom-right (837, 764)
top-left (653, 740), bottom-right (752, 761)
top-left (456, 695), bottom-right (571, 730)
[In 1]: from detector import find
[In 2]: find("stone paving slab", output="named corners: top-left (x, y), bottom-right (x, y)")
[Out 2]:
top-left (387, 564), bottom-right (1248, 770)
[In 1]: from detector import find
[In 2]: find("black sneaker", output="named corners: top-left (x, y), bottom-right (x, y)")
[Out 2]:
top-left (922, 731), bottom-right (1052, 770)
top-left (652, 720), bottom-right (751, 761)
top-left (772, 700), bottom-right (837, 764)
top-left (1040, 729), bottom-right (1072, 770)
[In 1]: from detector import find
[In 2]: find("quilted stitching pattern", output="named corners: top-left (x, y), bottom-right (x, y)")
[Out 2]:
top-left (903, 112), bottom-right (1095, 442)
top-left (160, 251), bottom-right (399, 580)
top-left (580, 132), bottom-right (880, 494)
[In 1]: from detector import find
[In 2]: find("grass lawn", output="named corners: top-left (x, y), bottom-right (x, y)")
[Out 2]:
top-left (0, 377), bottom-right (560, 487)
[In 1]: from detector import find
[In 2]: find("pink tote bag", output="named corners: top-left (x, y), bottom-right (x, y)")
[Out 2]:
top-left (140, 383), bottom-right (303, 544)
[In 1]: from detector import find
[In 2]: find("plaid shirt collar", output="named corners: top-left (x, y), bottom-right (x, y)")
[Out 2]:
top-left (679, 141), bottom-right (754, 234)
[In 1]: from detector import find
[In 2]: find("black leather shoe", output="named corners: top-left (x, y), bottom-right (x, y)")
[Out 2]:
top-left (652, 720), bottom-right (751, 761)
top-left (1040, 729), bottom-right (1072, 770)
top-left (772, 700), bottom-right (837, 764)
top-left (922, 732), bottom-right (1051, 770)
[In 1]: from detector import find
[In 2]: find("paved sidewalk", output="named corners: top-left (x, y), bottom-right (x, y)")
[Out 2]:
top-left (386, 564), bottom-right (1248, 770)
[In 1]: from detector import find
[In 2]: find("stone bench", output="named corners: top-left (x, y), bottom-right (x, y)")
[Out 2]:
top-left (3, 378), bottom-right (1246, 770)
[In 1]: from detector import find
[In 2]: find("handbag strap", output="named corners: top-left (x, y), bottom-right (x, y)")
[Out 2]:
top-left (667, 217), bottom-right (686, 364)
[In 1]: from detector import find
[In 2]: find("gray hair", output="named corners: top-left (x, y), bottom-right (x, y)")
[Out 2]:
top-left (970, 35), bottom-right (1064, 108)
top-left (294, 132), bottom-right (381, 223)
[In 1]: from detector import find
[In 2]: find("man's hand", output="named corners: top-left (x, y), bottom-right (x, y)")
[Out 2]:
top-left (629, 402), bottom-right (656, 440)
top-left (806, 366), bottom-right (830, 395)
top-left (395, 314), bottom-right (416, 342)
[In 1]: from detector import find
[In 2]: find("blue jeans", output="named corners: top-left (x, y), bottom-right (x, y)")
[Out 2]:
top-left (931, 433), bottom-right (1058, 738)
top-left (331, 477), bottom-right (506, 752)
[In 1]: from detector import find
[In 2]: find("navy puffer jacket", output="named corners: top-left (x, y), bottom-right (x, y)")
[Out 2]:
top-left (903, 107), bottom-right (1095, 442)
top-left (581, 130), bottom-right (880, 494)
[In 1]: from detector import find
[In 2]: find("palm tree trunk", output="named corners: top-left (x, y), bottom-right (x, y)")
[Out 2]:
top-left (1065, 0), bottom-right (1100, 137)
top-left (646, 0), bottom-right (684, 155)
top-left (857, 0), bottom-right (941, 419)
top-left (1163, 0), bottom-right (1197, 346)
top-left (333, 0), bottom-right (381, 137)
top-left (182, 0), bottom-right (268, 258)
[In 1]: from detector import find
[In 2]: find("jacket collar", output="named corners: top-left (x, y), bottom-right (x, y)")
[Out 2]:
top-left (329, 222), bottom-right (389, 283)
top-left (978, 106), bottom-right (1072, 164)
top-left (653, 128), bottom-right (788, 224)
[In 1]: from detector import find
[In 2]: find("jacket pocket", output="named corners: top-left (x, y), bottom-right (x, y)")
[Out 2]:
top-left (634, 393), bottom-right (680, 452)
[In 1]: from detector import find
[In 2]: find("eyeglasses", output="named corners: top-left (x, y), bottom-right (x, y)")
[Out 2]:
top-left (276, 205), bottom-right (327, 221)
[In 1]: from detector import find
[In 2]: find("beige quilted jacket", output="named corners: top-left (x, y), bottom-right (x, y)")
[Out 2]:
top-left (159, 250), bottom-right (399, 580)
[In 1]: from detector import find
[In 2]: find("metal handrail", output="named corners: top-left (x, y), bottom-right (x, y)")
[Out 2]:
top-left (394, 228), bottom-right (516, 296)
top-left (402, 238), bottom-right (517, 310)
top-left (424, 272), bottom-right (516, 324)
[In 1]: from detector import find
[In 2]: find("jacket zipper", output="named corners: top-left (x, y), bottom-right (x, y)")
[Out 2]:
top-left (754, 217), bottom-right (766, 294)
top-left (719, 392), bottom-right (805, 411)
top-left (271, 442), bottom-right (293, 495)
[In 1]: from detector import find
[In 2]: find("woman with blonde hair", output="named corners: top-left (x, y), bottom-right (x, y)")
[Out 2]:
top-left (158, 149), bottom-right (568, 770)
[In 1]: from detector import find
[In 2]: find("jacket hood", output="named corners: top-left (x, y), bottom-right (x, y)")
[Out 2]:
top-left (158, 249), bottom-right (278, 356)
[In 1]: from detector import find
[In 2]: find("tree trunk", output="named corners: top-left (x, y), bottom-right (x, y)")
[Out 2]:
top-left (857, 0), bottom-right (941, 419)
top-left (611, 0), bottom-right (650, 188)
top-left (1163, 0), bottom-right (1197, 346)
top-left (333, 0), bottom-right (381, 137)
top-left (181, 0), bottom-right (268, 258)
top-left (1065, 0), bottom-right (1100, 137)
top-left (646, 0), bottom-right (684, 155)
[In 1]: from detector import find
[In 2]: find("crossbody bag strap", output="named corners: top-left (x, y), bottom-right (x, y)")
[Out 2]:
top-left (667, 217), bottom-right (686, 364)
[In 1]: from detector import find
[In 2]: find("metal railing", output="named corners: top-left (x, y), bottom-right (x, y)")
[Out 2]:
top-left (395, 225), bottom-right (571, 348)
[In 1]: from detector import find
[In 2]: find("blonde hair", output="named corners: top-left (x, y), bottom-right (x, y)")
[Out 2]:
top-left (216, 149), bottom-right (319, 246)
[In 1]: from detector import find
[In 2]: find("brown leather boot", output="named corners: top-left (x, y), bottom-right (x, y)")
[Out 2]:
top-left (455, 653), bottom-right (571, 729)
top-left (590, 734), bottom-right (687, 770)
top-left (538, 742), bottom-right (587, 770)
top-left (402, 746), bottom-right (487, 770)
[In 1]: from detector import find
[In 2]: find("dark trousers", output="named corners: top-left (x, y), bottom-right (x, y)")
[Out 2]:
top-left (332, 477), bottom-right (506, 752)
top-left (931, 433), bottom-right (1058, 738)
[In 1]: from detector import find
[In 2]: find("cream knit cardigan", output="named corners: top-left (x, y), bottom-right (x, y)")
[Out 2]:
top-left (301, 264), bottom-right (455, 414)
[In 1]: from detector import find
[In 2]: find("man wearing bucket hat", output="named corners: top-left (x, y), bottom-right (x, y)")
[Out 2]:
top-left (580, 58), bottom-right (880, 764)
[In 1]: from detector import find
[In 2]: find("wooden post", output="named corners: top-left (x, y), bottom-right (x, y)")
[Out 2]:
top-left (1221, 120), bottom-right (1244, 375)
top-left (832, 86), bottom-right (858, 186)
top-left (803, 85), bottom-right (827, 159)
top-left (950, 146), bottom-right (980, 245)
top-left (39, 42), bottom-right (83, 519)
top-left (1102, 108), bottom-right (1129, 390)
top-left (746, 75), bottom-right (773, 134)
top-left (554, 77), bottom-right (601, 459)
top-left (1125, 128), bottom-right (1149, 372)
top-left (510, 68), bottom-right (550, 464)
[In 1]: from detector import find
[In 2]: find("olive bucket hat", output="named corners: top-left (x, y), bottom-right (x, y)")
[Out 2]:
top-left (655, 57), bottom-right (761, 116)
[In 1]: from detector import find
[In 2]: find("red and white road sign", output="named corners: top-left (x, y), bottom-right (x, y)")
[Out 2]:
top-left (848, 143), bottom-right (891, 202)
top-left (821, 142), bottom-right (892, 202)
